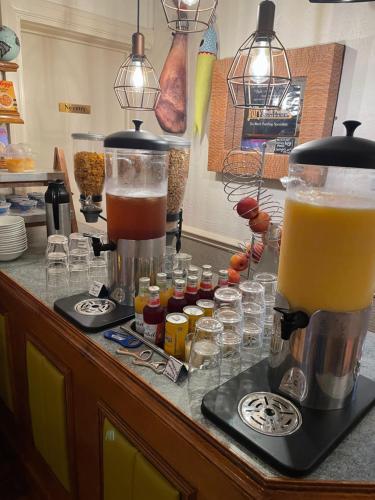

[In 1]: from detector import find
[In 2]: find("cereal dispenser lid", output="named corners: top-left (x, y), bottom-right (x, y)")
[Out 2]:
top-left (71, 132), bottom-right (105, 141)
top-left (104, 120), bottom-right (169, 151)
top-left (290, 121), bottom-right (375, 169)
top-left (162, 135), bottom-right (191, 147)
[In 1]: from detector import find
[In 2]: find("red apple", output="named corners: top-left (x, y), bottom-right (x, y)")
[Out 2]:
top-left (228, 268), bottom-right (241, 284)
top-left (249, 211), bottom-right (271, 233)
top-left (236, 197), bottom-right (259, 220)
top-left (230, 252), bottom-right (249, 272)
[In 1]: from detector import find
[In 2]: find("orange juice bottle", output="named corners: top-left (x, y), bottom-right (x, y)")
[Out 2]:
top-left (134, 277), bottom-right (150, 334)
top-left (157, 272), bottom-right (173, 308)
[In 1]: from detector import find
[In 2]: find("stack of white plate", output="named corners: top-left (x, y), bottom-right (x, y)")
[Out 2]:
top-left (0, 216), bottom-right (28, 261)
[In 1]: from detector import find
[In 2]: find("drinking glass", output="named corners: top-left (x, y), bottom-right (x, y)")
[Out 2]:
top-left (69, 249), bottom-right (89, 292)
top-left (69, 233), bottom-right (90, 254)
top-left (239, 281), bottom-right (265, 306)
top-left (46, 234), bottom-right (69, 258)
top-left (89, 256), bottom-right (108, 287)
top-left (243, 302), bottom-right (264, 350)
top-left (214, 287), bottom-right (242, 314)
top-left (215, 308), bottom-right (243, 381)
top-left (253, 272), bottom-right (277, 299)
top-left (253, 272), bottom-right (277, 336)
top-left (188, 317), bottom-right (223, 414)
top-left (46, 252), bottom-right (69, 301)
top-left (165, 245), bottom-right (176, 279)
top-left (174, 252), bottom-right (192, 278)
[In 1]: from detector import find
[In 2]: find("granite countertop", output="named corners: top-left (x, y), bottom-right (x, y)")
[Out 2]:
top-left (2, 244), bottom-right (375, 484)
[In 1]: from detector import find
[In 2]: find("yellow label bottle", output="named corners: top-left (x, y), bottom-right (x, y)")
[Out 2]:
top-left (134, 277), bottom-right (150, 334)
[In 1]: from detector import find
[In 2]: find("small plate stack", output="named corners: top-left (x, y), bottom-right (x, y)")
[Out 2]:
top-left (0, 215), bottom-right (28, 261)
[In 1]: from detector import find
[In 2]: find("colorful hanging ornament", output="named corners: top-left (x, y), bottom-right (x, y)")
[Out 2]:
top-left (193, 23), bottom-right (218, 138)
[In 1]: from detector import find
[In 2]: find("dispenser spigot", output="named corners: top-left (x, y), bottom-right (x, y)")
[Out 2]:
top-left (274, 307), bottom-right (310, 341)
top-left (83, 234), bottom-right (116, 257)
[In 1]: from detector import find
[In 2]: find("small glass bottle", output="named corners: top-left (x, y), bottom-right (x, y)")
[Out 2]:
top-left (173, 269), bottom-right (184, 284)
top-left (185, 275), bottom-right (199, 305)
top-left (198, 271), bottom-right (215, 300)
top-left (202, 264), bottom-right (212, 273)
top-left (200, 264), bottom-right (212, 288)
top-left (167, 279), bottom-right (188, 313)
top-left (157, 272), bottom-right (173, 308)
top-left (188, 265), bottom-right (201, 278)
top-left (134, 277), bottom-right (150, 334)
top-left (214, 269), bottom-right (229, 291)
top-left (143, 286), bottom-right (165, 347)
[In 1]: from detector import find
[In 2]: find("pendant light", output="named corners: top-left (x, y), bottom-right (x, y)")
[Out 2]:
top-left (161, 0), bottom-right (218, 33)
top-left (227, 0), bottom-right (291, 110)
top-left (114, 0), bottom-right (160, 111)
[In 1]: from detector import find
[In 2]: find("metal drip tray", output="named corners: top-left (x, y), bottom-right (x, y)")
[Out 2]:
top-left (75, 298), bottom-right (116, 316)
top-left (54, 292), bottom-right (134, 333)
top-left (238, 391), bottom-right (302, 437)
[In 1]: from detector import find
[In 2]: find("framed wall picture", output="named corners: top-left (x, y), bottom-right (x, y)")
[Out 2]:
top-left (207, 43), bottom-right (345, 178)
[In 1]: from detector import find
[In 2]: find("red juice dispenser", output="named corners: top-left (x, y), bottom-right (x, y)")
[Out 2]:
top-left (95, 120), bottom-right (169, 305)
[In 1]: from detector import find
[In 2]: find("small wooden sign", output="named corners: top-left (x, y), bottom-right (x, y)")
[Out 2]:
top-left (58, 102), bottom-right (91, 114)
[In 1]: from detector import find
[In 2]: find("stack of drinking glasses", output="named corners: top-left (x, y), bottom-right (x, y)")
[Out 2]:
top-left (253, 272), bottom-right (277, 339)
top-left (46, 233), bottom-right (108, 298)
top-left (186, 273), bottom-right (278, 393)
top-left (239, 281), bottom-right (266, 350)
top-left (46, 235), bottom-right (70, 299)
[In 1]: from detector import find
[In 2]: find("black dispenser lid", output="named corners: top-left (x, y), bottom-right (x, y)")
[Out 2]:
top-left (290, 121), bottom-right (375, 169)
top-left (104, 120), bottom-right (169, 151)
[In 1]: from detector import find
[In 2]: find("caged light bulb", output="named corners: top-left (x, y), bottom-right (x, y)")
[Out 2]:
top-left (130, 60), bottom-right (145, 89)
top-left (179, 0), bottom-right (199, 6)
top-left (249, 44), bottom-right (271, 85)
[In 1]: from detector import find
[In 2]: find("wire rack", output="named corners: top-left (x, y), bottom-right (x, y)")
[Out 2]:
top-left (222, 143), bottom-right (283, 275)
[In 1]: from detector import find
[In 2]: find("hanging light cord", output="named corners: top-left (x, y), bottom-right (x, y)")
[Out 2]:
top-left (137, 0), bottom-right (140, 33)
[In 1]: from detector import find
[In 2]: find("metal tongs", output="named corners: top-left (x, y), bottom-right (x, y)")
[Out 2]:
top-left (116, 347), bottom-right (167, 374)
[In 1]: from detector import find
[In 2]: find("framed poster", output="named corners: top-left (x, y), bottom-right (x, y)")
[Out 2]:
top-left (207, 43), bottom-right (345, 178)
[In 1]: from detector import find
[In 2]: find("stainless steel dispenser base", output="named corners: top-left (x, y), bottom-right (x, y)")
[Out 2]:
top-left (108, 236), bottom-right (166, 306)
top-left (269, 293), bottom-right (371, 410)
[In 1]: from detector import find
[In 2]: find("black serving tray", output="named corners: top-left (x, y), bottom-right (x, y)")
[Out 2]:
top-left (202, 358), bottom-right (375, 476)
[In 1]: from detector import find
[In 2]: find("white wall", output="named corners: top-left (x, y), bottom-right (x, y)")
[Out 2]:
top-left (151, 1), bottom-right (375, 245)
top-left (47, 0), bottom-right (154, 28)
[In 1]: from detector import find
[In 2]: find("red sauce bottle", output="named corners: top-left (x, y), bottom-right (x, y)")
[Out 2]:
top-left (185, 275), bottom-right (199, 305)
top-left (167, 279), bottom-right (188, 314)
top-left (143, 286), bottom-right (165, 347)
top-left (198, 271), bottom-right (215, 300)
top-left (214, 269), bottom-right (229, 292)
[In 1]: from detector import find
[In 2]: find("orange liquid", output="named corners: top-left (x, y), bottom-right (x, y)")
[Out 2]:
top-left (106, 193), bottom-right (166, 241)
top-left (278, 193), bottom-right (375, 313)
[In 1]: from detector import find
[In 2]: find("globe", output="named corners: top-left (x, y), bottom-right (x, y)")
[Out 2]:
top-left (0, 26), bottom-right (20, 62)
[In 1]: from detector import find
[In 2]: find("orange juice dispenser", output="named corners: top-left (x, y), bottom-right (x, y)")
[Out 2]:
top-left (269, 121), bottom-right (375, 410)
top-left (91, 120), bottom-right (169, 305)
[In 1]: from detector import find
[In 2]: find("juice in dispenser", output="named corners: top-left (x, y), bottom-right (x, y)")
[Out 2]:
top-left (269, 121), bottom-right (375, 410)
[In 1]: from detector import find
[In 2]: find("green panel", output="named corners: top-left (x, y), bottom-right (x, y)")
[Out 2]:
top-left (103, 418), bottom-right (137, 500)
top-left (26, 341), bottom-right (70, 491)
top-left (0, 314), bottom-right (13, 411)
top-left (133, 452), bottom-right (180, 500)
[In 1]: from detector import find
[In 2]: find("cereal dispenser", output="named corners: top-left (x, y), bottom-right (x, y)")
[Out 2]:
top-left (90, 120), bottom-right (169, 305)
top-left (162, 135), bottom-right (191, 249)
top-left (71, 132), bottom-right (105, 222)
